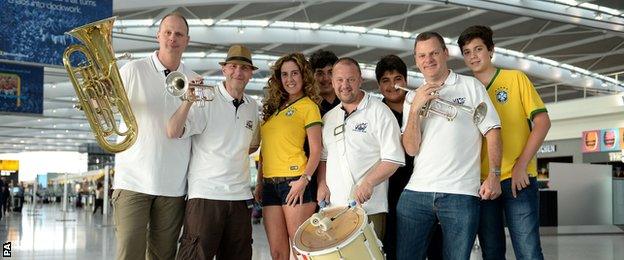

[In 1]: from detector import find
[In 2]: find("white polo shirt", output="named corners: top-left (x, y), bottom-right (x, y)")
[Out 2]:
top-left (402, 70), bottom-right (500, 197)
top-left (322, 91), bottom-right (405, 215)
top-left (114, 51), bottom-right (198, 196)
top-left (181, 82), bottom-right (260, 201)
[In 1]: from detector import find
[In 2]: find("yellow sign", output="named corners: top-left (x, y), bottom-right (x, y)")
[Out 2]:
top-left (0, 160), bottom-right (19, 171)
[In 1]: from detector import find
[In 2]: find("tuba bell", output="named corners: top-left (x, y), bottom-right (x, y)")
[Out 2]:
top-left (395, 84), bottom-right (487, 124)
top-left (63, 16), bottom-right (138, 153)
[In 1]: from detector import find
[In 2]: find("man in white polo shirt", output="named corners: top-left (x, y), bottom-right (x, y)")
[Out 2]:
top-left (166, 44), bottom-right (260, 259)
top-left (397, 31), bottom-right (502, 260)
top-left (112, 12), bottom-right (197, 260)
top-left (317, 57), bottom-right (405, 240)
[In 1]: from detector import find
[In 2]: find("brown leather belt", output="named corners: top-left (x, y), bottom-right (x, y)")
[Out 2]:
top-left (263, 176), bottom-right (300, 184)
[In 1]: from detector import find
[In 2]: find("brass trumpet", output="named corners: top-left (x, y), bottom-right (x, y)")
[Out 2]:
top-left (165, 71), bottom-right (215, 107)
top-left (394, 84), bottom-right (487, 124)
top-left (63, 16), bottom-right (138, 153)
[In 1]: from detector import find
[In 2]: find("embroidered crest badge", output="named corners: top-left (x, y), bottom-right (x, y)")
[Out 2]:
top-left (495, 88), bottom-right (508, 104)
top-left (285, 107), bottom-right (296, 117)
top-left (353, 122), bottom-right (368, 133)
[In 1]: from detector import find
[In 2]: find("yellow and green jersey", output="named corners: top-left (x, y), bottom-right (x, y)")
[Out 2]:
top-left (481, 69), bottom-right (547, 181)
top-left (261, 96), bottom-right (322, 178)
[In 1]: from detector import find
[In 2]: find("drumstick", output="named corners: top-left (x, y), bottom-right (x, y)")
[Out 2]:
top-left (330, 200), bottom-right (357, 221)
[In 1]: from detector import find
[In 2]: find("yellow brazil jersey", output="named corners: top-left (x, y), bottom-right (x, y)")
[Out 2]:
top-left (481, 69), bottom-right (547, 181)
top-left (261, 96), bottom-right (322, 178)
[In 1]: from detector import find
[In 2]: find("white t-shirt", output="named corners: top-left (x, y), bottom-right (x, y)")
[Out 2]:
top-left (181, 82), bottom-right (260, 201)
top-left (114, 51), bottom-right (198, 197)
top-left (322, 91), bottom-right (405, 215)
top-left (402, 71), bottom-right (500, 197)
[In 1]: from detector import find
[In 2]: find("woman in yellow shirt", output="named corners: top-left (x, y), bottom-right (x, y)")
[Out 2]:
top-left (256, 52), bottom-right (323, 260)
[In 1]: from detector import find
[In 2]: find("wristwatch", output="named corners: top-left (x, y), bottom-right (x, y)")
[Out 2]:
top-left (490, 168), bottom-right (501, 177)
top-left (301, 174), bottom-right (312, 182)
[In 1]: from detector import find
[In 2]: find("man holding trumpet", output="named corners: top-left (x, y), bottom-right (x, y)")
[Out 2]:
top-left (167, 44), bottom-right (260, 259)
top-left (396, 32), bottom-right (502, 259)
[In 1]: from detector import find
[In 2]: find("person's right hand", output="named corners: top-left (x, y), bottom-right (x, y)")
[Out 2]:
top-left (254, 183), bottom-right (263, 203)
top-left (409, 82), bottom-right (441, 114)
top-left (187, 76), bottom-right (204, 101)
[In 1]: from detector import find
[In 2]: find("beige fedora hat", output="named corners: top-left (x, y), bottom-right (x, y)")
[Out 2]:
top-left (218, 44), bottom-right (258, 70)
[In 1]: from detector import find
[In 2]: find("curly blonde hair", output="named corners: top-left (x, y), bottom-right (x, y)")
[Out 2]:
top-left (262, 53), bottom-right (321, 121)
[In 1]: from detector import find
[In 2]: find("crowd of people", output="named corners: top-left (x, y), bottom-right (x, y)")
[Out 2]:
top-left (110, 12), bottom-right (551, 260)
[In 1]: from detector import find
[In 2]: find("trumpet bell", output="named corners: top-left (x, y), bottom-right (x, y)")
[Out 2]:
top-left (165, 71), bottom-right (188, 97)
top-left (473, 102), bottom-right (487, 124)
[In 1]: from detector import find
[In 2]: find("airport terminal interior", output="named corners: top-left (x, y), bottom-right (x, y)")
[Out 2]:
top-left (1, 0), bottom-right (624, 259)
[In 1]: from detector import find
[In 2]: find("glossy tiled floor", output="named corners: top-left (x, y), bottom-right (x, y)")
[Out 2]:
top-left (1, 203), bottom-right (623, 259)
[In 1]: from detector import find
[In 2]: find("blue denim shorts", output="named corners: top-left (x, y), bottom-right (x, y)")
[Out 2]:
top-left (261, 176), bottom-right (314, 206)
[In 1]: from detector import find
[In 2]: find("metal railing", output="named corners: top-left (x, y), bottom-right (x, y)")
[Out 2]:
top-left (535, 71), bottom-right (623, 103)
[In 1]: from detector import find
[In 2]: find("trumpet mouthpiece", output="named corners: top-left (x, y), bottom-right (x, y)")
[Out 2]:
top-left (394, 84), bottom-right (409, 92)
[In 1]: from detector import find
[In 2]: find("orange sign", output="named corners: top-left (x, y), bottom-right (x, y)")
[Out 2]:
top-left (0, 160), bottom-right (19, 171)
top-left (621, 128), bottom-right (624, 148)
top-left (582, 130), bottom-right (599, 153)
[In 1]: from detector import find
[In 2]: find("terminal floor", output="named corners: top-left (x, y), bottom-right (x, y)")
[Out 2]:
top-left (0, 203), bottom-right (622, 259)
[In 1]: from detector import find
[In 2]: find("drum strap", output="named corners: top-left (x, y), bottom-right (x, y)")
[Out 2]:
top-left (335, 112), bottom-right (380, 201)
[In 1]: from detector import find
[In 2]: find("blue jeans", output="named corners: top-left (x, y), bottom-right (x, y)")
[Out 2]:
top-left (396, 190), bottom-right (479, 260)
top-left (478, 177), bottom-right (544, 260)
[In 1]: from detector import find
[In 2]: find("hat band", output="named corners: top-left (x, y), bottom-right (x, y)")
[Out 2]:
top-left (225, 56), bottom-right (253, 65)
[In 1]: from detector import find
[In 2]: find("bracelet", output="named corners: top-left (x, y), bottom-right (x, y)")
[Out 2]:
top-left (490, 168), bottom-right (501, 177)
top-left (300, 174), bottom-right (311, 182)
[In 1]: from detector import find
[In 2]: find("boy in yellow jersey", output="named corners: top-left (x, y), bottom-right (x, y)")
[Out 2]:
top-left (458, 25), bottom-right (551, 260)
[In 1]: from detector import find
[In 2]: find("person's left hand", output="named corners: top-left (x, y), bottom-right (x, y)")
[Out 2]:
top-left (479, 173), bottom-right (501, 200)
top-left (354, 181), bottom-right (374, 205)
top-left (286, 177), bottom-right (308, 206)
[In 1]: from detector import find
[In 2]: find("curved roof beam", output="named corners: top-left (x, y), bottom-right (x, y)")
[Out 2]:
top-left (112, 0), bottom-right (624, 33)
top-left (113, 19), bottom-right (624, 91)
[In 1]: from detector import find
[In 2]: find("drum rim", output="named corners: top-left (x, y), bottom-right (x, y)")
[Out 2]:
top-left (293, 206), bottom-right (369, 255)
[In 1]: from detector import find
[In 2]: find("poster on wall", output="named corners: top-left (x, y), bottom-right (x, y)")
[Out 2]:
top-left (620, 128), bottom-right (624, 149)
top-left (0, 0), bottom-right (113, 66)
top-left (600, 128), bottom-right (620, 152)
top-left (0, 62), bottom-right (43, 114)
top-left (582, 130), bottom-right (600, 153)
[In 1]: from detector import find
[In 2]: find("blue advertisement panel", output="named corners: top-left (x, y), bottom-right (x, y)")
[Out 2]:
top-left (0, 62), bottom-right (43, 114)
top-left (0, 0), bottom-right (113, 66)
top-left (600, 128), bottom-right (620, 152)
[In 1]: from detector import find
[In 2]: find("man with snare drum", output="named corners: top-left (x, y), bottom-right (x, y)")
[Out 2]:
top-left (317, 57), bottom-right (404, 240)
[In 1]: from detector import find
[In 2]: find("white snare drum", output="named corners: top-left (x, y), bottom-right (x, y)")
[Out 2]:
top-left (293, 206), bottom-right (384, 260)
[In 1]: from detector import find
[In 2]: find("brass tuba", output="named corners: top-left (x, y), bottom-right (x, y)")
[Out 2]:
top-left (62, 16), bottom-right (137, 153)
